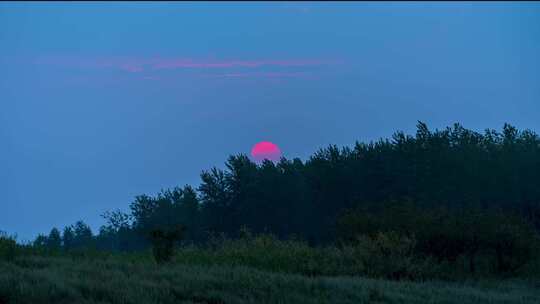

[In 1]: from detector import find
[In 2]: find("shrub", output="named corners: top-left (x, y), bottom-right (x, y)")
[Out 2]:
top-left (336, 204), bottom-right (540, 278)
top-left (0, 232), bottom-right (18, 262)
top-left (149, 225), bottom-right (185, 264)
top-left (174, 229), bottom-right (440, 280)
top-left (487, 215), bottom-right (539, 275)
top-left (349, 231), bottom-right (421, 280)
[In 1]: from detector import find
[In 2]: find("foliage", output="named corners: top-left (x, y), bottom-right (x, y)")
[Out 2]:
top-left (149, 225), bottom-right (185, 264)
top-left (351, 232), bottom-right (419, 280)
top-left (30, 122), bottom-right (540, 282)
top-left (62, 226), bottom-right (75, 249)
top-left (32, 234), bottom-right (48, 248)
top-left (46, 228), bottom-right (62, 249)
top-left (2, 254), bottom-right (539, 304)
top-left (336, 204), bottom-right (540, 276)
top-left (173, 230), bottom-right (454, 281)
top-left (0, 232), bottom-right (18, 262)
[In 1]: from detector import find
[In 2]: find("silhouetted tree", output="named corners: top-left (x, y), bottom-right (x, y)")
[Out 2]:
top-left (62, 226), bottom-right (75, 249)
top-left (72, 221), bottom-right (93, 249)
top-left (46, 228), bottom-right (62, 249)
top-left (38, 122), bottom-right (540, 268)
top-left (33, 234), bottom-right (48, 248)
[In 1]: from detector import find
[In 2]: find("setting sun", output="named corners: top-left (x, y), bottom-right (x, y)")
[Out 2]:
top-left (251, 141), bottom-right (282, 162)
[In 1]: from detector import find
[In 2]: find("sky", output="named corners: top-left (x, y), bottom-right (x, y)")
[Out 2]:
top-left (1, 2), bottom-right (539, 241)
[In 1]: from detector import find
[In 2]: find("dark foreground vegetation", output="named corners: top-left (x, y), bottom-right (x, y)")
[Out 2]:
top-left (2, 233), bottom-right (540, 304)
top-left (2, 122), bottom-right (540, 303)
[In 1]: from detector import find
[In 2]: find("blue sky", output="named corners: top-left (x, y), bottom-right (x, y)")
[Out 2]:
top-left (1, 2), bottom-right (539, 241)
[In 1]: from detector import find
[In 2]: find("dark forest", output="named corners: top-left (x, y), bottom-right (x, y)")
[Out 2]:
top-left (19, 122), bottom-right (539, 279)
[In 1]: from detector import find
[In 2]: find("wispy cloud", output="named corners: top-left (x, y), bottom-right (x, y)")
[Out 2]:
top-left (34, 56), bottom-right (336, 73)
top-left (215, 72), bottom-right (311, 79)
top-left (152, 59), bottom-right (327, 70)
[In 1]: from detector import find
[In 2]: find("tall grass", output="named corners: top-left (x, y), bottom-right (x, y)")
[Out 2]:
top-left (173, 232), bottom-right (539, 281)
top-left (1, 254), bottom-right (539, 304)
top-left (2, 231), bottom-right (539, 303)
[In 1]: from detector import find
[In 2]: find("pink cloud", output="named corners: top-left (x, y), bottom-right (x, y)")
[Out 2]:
top-left (34, 56), bottom-right (336, 73)
top-left (149, 58), bottom-right (331, 70)
top-left (218, 72), bottom-right (310, 79)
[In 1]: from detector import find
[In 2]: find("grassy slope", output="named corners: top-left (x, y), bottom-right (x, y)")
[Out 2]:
top-left (1, 255), bottom-right (539, 304)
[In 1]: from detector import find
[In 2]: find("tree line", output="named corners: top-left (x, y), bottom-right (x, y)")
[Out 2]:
top-left (33, 122), bottom-right (540, 271)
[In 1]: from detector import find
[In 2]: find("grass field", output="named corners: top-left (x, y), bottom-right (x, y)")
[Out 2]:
top-left (1, 253), bottom-right (540, 304)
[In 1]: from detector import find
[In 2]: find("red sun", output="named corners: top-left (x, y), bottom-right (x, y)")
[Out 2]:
top-left (251, 141), bottom-right (282, 162)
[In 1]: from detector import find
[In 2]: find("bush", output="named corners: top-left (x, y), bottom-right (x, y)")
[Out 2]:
top-left (0, 232), bottom-right (18, 262)
top-left (336, 204), bottom-right (540, 278)
top-left (348, 231), bottom-right (426, 280)
top-left (173, 229), bottom-right (443, 281)
top-left (149, 225), bottom-right (185, 264)
top-left (488, 215), bottom-right (539, 274)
